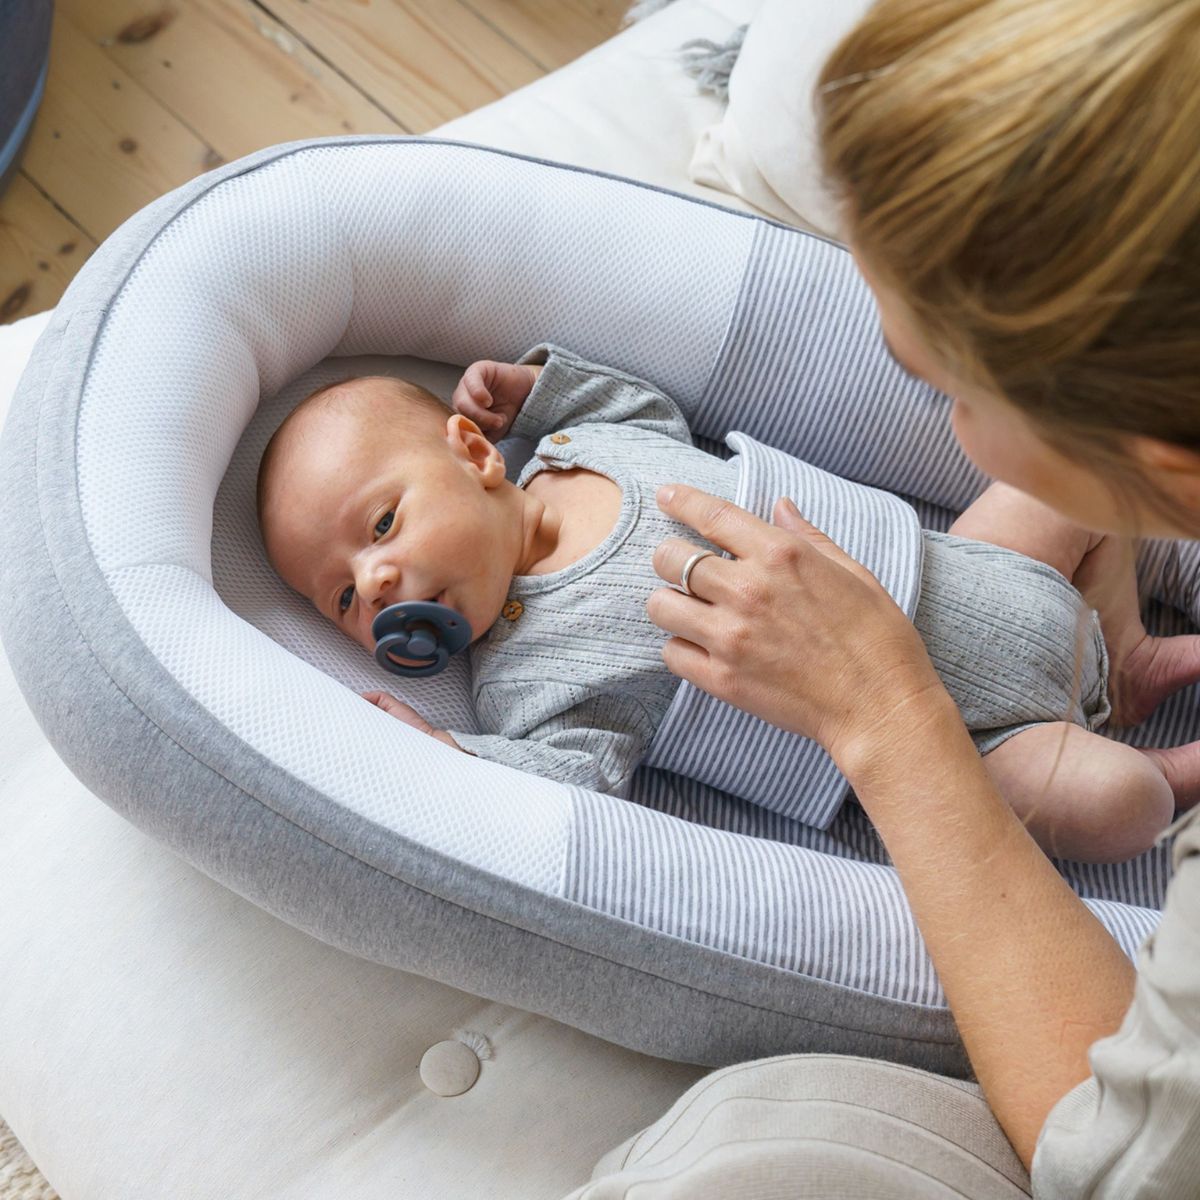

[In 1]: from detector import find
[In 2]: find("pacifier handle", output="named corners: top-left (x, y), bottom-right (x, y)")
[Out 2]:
top-left (371, 601), bottom-right (473, 678)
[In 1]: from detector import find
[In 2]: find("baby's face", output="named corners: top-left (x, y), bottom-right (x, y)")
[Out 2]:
top-left (262, 379), bottom-right (516, 655)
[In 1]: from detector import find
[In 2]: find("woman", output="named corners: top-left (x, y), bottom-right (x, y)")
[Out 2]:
top-left (632, 0), bottom-right (1197, 1193)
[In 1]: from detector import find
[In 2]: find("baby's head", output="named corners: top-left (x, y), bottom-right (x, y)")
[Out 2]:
top-left (257, 375), bottom-right (520, 655)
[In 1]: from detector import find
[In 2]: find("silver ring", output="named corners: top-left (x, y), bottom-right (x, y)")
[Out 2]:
top-left (678, 549), bottom-right (716, 597)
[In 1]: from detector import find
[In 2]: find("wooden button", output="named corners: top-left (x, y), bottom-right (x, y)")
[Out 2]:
top-left (549, 433), bottom-right (571, 444)
top-left (502, 599), bottom-right (524, 621)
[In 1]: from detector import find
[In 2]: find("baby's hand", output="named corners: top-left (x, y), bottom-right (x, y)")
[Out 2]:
top-left (452, 360), bottom-right (540, 443)
top-left (362, 691), bottom-right (467, 753)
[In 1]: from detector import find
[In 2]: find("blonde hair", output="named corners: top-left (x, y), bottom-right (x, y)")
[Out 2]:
top-left (816, 0), bottom-right (1200, 472)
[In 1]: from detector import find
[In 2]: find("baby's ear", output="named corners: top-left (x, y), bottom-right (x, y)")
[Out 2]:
top-left (446, 413), bottom-right (507, 485)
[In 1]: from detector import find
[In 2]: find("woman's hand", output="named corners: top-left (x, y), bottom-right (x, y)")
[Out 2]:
top-left (646, 484), bottom-right (949, 777)
top-left (451, 360), bottom-right (541, 443)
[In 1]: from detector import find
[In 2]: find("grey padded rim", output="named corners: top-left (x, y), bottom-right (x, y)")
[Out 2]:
top-left (0, 137), bottom-right (973, 1071)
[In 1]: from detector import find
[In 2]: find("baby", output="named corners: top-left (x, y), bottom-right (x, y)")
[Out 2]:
top-left (257, 344), bottom-right (1200, 864)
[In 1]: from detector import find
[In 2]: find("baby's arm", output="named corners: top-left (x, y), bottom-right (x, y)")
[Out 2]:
top-left (451, 360), bottom-right (543, 443)
top-left (453, 345), bottom-right (693, 446)
top-left (366, 682), bottom-right (653, 796)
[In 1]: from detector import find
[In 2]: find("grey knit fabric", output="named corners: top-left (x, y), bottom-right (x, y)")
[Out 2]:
top-left (448, 345), bottom-right (735, 793)
top-left (914, 532), bottom-right (1110, 755)
top-left (448, 346), bottom-right (1109, 809)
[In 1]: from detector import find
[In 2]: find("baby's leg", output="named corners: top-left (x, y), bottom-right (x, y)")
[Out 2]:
top-left (948, 481), bottom-right (1097, 580)
top-left (950, 484), bottom-right (1153, 670)
top-left (1139, 742), bottom-right (1200, 812)
top-left (953, 483), bottom-right (1200, 774)
top-left (983, 723), bottom-right (1174, 863)
top-left (948, 484), bottom-right (1144, 713)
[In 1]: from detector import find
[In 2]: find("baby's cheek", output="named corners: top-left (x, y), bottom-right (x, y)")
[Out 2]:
top-left (336, 614), bottom-right (372, 653)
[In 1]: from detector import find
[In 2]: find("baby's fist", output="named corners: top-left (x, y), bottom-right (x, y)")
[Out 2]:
top-left (451, 360), bottom-right (540, 443)
top-left (362, 691), bottom-right (465, 752)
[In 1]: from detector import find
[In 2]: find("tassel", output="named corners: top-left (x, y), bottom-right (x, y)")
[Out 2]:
top-left (679, 26), bottom-right (748, 102)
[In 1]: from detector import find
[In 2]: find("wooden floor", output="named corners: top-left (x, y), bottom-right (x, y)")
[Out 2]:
top-left (0, 0), bottom-right (628, 324)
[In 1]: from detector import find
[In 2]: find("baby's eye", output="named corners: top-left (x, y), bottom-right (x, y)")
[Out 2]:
top-left (338, 585), bottom-right (355, 614)
top-left (375, 511), bottom-right (394, 537)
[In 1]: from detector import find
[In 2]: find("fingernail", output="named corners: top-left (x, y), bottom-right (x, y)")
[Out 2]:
top-left (780, 497), bottom-right (799, 516)
top-left (658, 485), bottom-right (676, 506)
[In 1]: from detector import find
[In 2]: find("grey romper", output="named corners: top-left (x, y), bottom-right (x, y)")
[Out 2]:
top-left (448, 345), bottom-right (1111, 798)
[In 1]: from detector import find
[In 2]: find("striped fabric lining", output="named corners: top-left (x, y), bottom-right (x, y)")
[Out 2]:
top-left (629, 764), bottom-right (1176, 915)
top-left (630, 766), bottom-right (893, 865)
top-left (645, 433), bottom-right (924, 828)
top-left (568, 783), bottom-right (942, 1005)
top-left (687, 222), bottom-right (987, 510)
top-left (568, 219), bottom-right (1189, 1006)
top-left (568, 783), bottom-right (1158, 1007)
top-left (1137, 537), bottom-right (1200, 630)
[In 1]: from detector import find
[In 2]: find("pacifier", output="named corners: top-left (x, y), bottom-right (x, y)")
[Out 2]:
top-left (371, 601), bottom-right (473, 678)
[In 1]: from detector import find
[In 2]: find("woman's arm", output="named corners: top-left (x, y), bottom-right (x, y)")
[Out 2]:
top-left (842, 688), bottom-right (1135, 1165)
top-left (646, 485), bottom-right (1136, 1168)
top-left (1034, 819), bottom-right (1200, 1196)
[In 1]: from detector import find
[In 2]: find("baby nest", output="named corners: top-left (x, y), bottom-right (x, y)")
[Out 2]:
top-left (0, 137), bottom-right (1187, 1074)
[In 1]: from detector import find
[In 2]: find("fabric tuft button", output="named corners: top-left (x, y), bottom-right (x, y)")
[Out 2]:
top-left (550, 433), bottom-right (571, 444)
top-left (420, 1039), bottom-right (481, 1096)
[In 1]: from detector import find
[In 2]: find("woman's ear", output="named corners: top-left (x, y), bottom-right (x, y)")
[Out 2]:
top-left (1127, 435), bottom-right (1200, 511)
top-left (445, 413), bottom-right (507, 487)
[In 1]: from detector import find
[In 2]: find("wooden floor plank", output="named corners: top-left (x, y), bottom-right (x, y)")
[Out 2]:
top-left (258, 0), bottom-right (546, 132)
top-left (2, 2), bottom-right (625, 324)
top-left (463, 0), bottom-right (628, 71)
top-left (0, 172), bottom-right (96, 323)
top-left (62, 0), bottom-right (405, 161)
top-left (21, 10), bottom-right (216, 242)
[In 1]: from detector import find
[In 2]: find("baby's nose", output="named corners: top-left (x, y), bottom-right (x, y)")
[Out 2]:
top-left (359, 553), bottom-right (399, 608)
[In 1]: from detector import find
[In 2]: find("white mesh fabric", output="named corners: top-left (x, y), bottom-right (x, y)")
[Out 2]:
top-left (106, 563), bottom-right (568, 888)
top-left (315, 143), bottom-right (751, 381)
top-left (75, 141), bottom-right (748, 889)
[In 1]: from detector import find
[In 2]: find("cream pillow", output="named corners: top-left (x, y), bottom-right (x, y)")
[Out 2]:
top-left (688, 0), bottom-right (875, 237)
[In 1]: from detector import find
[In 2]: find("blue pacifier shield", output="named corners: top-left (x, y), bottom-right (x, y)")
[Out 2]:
top-left (372, 601), bottom-right (473, 678)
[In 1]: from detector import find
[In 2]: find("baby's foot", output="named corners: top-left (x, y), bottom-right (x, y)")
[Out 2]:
top-left (1140, 742), bottom-right (1200, 812)
top-left (1110, 633), bottom-right (1200, 727)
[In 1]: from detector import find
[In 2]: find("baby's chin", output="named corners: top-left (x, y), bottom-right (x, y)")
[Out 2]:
top-left (441, 578), bottom-right (509, 645)
top-left (465, 604), bottom-right (502, 645)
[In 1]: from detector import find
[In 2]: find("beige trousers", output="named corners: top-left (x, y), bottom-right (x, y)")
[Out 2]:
top-left (562, 1054), bottom-right (1031, 1199)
